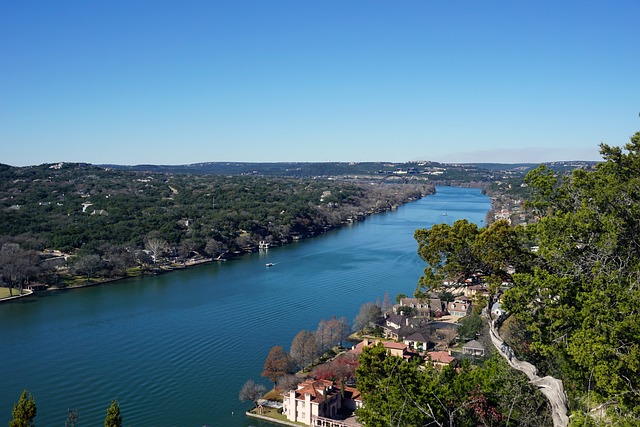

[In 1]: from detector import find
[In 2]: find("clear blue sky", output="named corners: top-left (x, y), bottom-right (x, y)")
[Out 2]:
top-left (1, 1), bottom-right (638, 166)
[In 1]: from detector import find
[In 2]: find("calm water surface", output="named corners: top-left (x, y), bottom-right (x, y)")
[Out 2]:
top-left (0, 187), bottom-right (490, 426)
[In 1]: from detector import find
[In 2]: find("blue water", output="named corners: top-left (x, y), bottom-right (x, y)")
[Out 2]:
top-left (0, 186), bottom-right (490, 426)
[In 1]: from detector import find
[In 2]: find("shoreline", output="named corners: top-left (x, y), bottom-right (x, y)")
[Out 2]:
top-left (0, 187), bottom-right (484, 302)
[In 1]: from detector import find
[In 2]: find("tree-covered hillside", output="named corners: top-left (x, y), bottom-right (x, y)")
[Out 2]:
top-left (408, 131), bottom-right (640, 426)
top-left (0, 163), bottom-right (433, 254)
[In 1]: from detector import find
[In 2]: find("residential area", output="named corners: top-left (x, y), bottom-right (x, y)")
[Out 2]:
top-left (246, 277), bottom-right (507, 427)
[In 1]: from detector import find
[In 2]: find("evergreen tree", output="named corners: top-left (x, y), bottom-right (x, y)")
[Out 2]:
top-left (104, 400), bottom-right (122, 427)
top-left (9, 389), bottom-right (36, 427)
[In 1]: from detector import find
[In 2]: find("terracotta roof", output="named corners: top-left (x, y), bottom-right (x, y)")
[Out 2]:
top-left (383, 341), bottom-right (408, 350)
top-left (425, 351), bottom-right (455, 364)
top-left (294, 379), bottom-right (336, 403)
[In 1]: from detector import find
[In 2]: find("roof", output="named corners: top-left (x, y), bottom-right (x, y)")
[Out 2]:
top-left (383, 341), bottom-right (408, 350)
top-left (405, 332), bottom-right (429, 343)
top-left (462, 340), bottom-right (485, 350)
top-left (350, 339), bottom-right (408, 355)
top-left (293, 379), bottom-right (337, 403)
top-left (425, 351), bottom-right (456, 364)
top-left (385, 313), bottom-right (407, 327)
top-left (288, 379), bottom-right (362, 404)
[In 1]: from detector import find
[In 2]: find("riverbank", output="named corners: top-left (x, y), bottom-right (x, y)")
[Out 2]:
top-left (0, 186), bottom-right (492, 427)
top-left (2, 190), bottom-right (441, 301)
top-left (0, 289), bottom-right (33, 304)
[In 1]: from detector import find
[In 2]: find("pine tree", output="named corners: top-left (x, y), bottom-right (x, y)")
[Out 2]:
top-left (104, 400), bottom-right (122, 427)
top-left (9, 389), bottom-right (37, 427)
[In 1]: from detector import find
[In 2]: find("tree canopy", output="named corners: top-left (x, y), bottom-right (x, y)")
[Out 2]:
top-left (413, 131), bottom-right (640, 423)
top-left (355, 343), bottom-right (551, 426)
top-left (502, 133), bottom-right (640, 420)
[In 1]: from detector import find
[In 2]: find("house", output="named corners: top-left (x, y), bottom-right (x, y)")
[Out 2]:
top-left (398, 297), bottom-right (444, 317)
top-left (462, 340), bottom-right (486, 357)
top-left (447, 296), bottom-right (472, 318)
top-left (381, 313), bottom-right (409, 340)
top-left (351, 338), bottom-right (416, 360)
top-left (491, 302), bottom-right (506, 318)
top-left (404, 332), bottom-right (430, 352)
top-left (282, 378), bottom-right (362, 426)
top-left (425, 350), bottom-right (456, 369)
top-left (463, 284), bottom-right (490, 298)
top-left (398, 297), bottom-right (430, 315)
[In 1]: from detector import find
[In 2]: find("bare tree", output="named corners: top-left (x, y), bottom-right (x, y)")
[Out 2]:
top-left (239, 379), bottom-right (266, 407)
top-left (290, 330), bottom-right (318, 370)
top-left (72, 254), bottom-right (103, 283)
top-left (144, 236), bottom-right (168, 267)
top-left (353, 302), bottom-right (382, 332)
top-left (382, 291), bottom-right (392, 313)
top-left (0, 244), bottom-right (40, 295)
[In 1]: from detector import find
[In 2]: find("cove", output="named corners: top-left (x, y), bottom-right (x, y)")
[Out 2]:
top-left (0, 186), bottom-right (490, 427)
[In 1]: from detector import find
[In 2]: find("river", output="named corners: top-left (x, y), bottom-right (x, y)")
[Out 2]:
top-left (0, 186), bottom-right (490, 426)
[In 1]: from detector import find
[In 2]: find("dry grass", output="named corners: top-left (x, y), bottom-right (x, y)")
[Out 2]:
top-left (0, 287), bottom-right (25, 299)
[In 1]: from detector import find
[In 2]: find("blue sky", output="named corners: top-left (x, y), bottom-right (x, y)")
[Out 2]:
top-left (1, 1), bottom-right (638, 166)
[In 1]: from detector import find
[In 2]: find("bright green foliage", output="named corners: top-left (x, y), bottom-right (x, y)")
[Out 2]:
top-left (502, 132), bottom-right (640, 420)
top-left (9, 389), bottom-right (36, 427)
top-left (413, 131), bottom-right (640, 422)
top-left (355, 345), bottom-right (551, 426)
top-left (414, 219), bottom-right (532, 301)
top-left (104, 400), bottom-right (122, 427)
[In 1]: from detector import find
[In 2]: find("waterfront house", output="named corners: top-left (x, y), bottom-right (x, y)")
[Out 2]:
top-left (282, 378), bottom-right (362, 426)
top-left (397, 297), bottom-right (444, 317)
top-left (397, 297), bottom-right (430, 315)
top-left (381, 313), bottom-right (409, 340)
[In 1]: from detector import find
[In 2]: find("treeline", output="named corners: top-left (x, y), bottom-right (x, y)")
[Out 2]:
top-left (0, 163), bottom-right (433, 289)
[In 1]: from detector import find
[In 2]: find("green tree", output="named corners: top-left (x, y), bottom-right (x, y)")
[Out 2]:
top-left (104, 400), bottom-right (122, 427)
top-left (501, 131), bottom-right (640, 420)
top-left (395, 293), bottom-right (408, 304)
top-left (458, 313), bottom-right (483, 341)
top-left (9, 389), bottom-right (36, 427)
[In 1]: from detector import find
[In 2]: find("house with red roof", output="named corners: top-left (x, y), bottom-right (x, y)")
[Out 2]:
top-left (282, 378), bottom-right (362, 426)
top-left (425, 350), bottom-right (457, 370)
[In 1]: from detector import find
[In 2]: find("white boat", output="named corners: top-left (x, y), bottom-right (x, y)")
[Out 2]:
top-left (266, 263), bottom-right (274, 267)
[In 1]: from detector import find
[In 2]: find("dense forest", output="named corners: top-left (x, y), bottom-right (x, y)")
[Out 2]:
top-left (0, 163), bottom-right (432, 290)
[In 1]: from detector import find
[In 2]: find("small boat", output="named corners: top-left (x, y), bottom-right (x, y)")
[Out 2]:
top-left (442, 212), bottom-right (448, 216)
top-left (265, 263), bottom-right (274, 267)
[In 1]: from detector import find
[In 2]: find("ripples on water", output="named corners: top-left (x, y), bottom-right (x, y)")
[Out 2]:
top-left (0, 187), bottom-right (489, 426)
